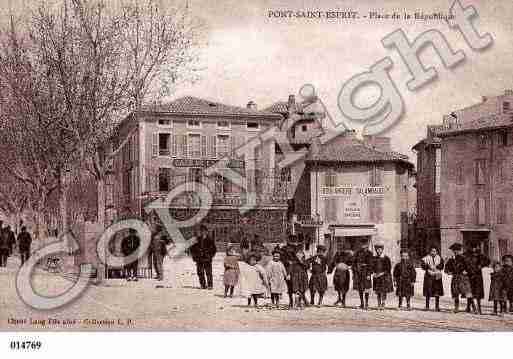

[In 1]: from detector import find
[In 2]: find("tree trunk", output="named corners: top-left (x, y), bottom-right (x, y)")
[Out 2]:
top-left (58, 173), bottom-right (69, 249)
top-left (97, 176), bottom-right (106, 229)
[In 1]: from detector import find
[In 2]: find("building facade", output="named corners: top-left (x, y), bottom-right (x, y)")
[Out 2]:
top-left (289, 131), bottom-right (415, 263)
top-left (105, 96), bottom-right (290, 265)
top-left (419, 90), bottom-right (513, 259)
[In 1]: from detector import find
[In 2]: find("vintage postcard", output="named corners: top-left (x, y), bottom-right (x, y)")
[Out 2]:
top-left (1, 0), bottom-right (513, 344)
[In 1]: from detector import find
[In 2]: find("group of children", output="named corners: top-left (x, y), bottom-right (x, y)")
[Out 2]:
top-left (222, 239), bottom-right (513, 315)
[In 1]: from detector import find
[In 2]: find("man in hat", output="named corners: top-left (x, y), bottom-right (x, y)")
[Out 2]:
top-left (150, 224), bottom-right (167, 281)
top-left (280, 234), bottom-right (299, 308)
top-left (393, 249), bottom-right (417, 310)
top-left (121, 228), bottom-right (141, 281)
top-left (307, 244), bottom-right (328, 306)
top-left (501, 254), bottom-right (513, 312)
top-left (352, 241), bottom-right (374, 310)
top-left (190, 225), bottom-right (217, 289)
top-left (464, 243), bottom-right (490, 314)
top-left (372, 242), bottom-right (393, 310)
top-left (17, 226), bottom-right (32, 266)
top-left (0, 221), bottom-right (10, 267)
top-left (445, 243), bottom-right (474, 313)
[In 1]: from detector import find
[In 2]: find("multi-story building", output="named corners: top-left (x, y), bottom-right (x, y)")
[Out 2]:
top-left (412, 126), bottom-right (442, 255)
top-left (418, 90), bottom-right (513, 259)
top-left (105, 96), bottom-right (288, 257)
top-left (287, 130), bottom-right (415, 263)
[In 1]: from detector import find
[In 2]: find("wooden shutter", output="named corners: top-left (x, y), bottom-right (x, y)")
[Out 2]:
top-left (152, 133), bottom-right (158, 157)
top-left (201, 135), bottom-right (207, 158)
top-left (173, 134), bottom-right (179, 157)
top-left (182, 135), bottom-right (188, 158)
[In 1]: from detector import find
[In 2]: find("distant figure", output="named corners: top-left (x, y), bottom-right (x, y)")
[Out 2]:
top-left (328, 250), bottom-right (352, 307)
top-left (0, 222), bottom-right (9, 267)
top-left (121, 228), bottom-right (141, 281)
top-left (151, 225), bottom-right (167, 281)
top-left (445, 243), bottom-right (473, 313)
top-left (266, 250), bottom-right (288, 307)
top-left (464, 244), bottom-right (490, 314)
top-left (17, 226), bottom-right (32, 266)
top-left (421, 246), bottom-right (444, 311)
top-left (307, 245), bottom-right (328, 306)
top-left (372, 242), bottom-right (394, 310)
top-left (223, 246), bottom-right (240, 298)
top-left (244, 253), bottom-right (268, 307)
top-left (501, 255), bottom-right (513, 313)
top-left (5, 226), bottom-right (15, 257)
top-left (489, 261), bottom-right (507, 316)
top-left (190, 225), bottom-right (217, 289)
top-left (393, 249), bottom-right (417, 310)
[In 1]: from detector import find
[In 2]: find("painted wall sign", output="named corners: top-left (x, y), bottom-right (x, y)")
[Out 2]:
top-left (172, 158), bottom-right (244, 168)
top-left (320, 186), bottom-right (389, 196)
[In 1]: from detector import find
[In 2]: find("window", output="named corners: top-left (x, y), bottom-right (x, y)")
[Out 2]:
top-left (324, 198), bottom-right (338, 222)
top-left (123, 170), bottom-right (132, 198)
top-left (247, 122), bottom-right (259, 130)
top-left (214, 174), bottom-right (232, 194)
top-left (302, 125), bottom-right (307, 132)
top-left (158, 133), bottom-right (171, 156)
top-left (435, 148), bottom-right (441, 193)
top-left (369, 164), bottom-right (383, 186)
top-left (324, 170), bottom-right (337, 187)
top-left (475, 197), bottom-right (487, 225)
top-left (187, 119), bottom-right (201, 128)
top-left (497, 198), bottom-right (507, 224)
top-left (499, 238), bottom-right (509, 259)
top-left (187, 168), bottom-right (203, 192)
top-left (497, 160), bottom-right (506, 183)
top-left (369, 198), bottom-right (384, 223)
top-left (188, 134), bottom-right (201, 158)
top-left (217, 120), bottom-right (230, 129)
top-left (474, 159), bottom-right (486, 185)
top-left (158, 168), bottom-right (171, 192)
top-left (158, 119), bottom-right (172, 126)
top-left (478, 134), bottom-right (488, 149)
top-left (217, 134), bottom-right (230, 157)
top-left (499, 131), bottom-right (509, 146)
top-left (456, 199), bottom-right (465, 224)
top-left (503, 101), bottom-right (511, 113)
top-left (456, 163), bottom-right (464, 185)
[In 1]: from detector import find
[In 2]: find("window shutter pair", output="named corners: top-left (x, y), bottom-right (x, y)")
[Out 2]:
top-left (152, 133), bottom-right (158, 157)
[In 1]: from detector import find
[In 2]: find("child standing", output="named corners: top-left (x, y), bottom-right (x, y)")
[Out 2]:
top-left (328, 250), bottom-right (352, 307)
top-left (372, 242), bottom-right (394, 310)
top-left (489, 261), bottom-right (507, 316)
top-left (290, 249), bottom-right (309, 309)
top-left (223, 246), bottom-right (240, 298)
top-left (445, 243), bottom-right (473, 313)
top-left (502, 255), bottom-right (513, 313)
top-left (393, 249), bottom-right (417, 310)
top-left (266, 251), bottom-right (288, 307)
top-left (245, 253), bottom-right (269, 307)
top-left (307, 245), bottom-right (328, 306)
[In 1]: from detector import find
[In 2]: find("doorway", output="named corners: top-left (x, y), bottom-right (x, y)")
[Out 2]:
top-left (462, 231), bottom-right (490, 256)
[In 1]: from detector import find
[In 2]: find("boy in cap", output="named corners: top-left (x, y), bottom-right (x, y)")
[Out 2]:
top-left (501, 254), bottom-right (513, 312)
top-left (328, 250), bottom-right (352, 307)
top-left (353, 241), bottom-right (374, 310)
top-left (464, 243), bottom-right (490, 314)
top-left (393, 249), bottom-right (417, 310)
top-left (372, 242), bottom-right (394, 310)
top-left (445, 243), bottom-right (474, 313)
top-left (307, 245), bottom-right (328, 306)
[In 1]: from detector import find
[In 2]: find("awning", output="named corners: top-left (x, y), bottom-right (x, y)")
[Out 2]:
top-left (330, 226), bottom-right (377, 237)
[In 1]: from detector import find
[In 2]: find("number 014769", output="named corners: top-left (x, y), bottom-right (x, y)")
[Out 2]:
top-left (10, 341), bottom-right (42, 350)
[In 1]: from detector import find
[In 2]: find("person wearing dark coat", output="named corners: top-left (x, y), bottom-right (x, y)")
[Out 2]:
top-left (306, 245), bottom-right (328, 306)
top-left (17, 226), bottom-right (32, 266)
top-left (190, 225), bottom-right (217, 289)
top-left (372, 243), bottom-right (394, 310)
top-left (280, 235), bottom-right (299, 308)
top-left (328, 250), bottom-right (352, 307)
top-left (289, 248), bottom-right (309, 309)
top-left (0, 223), bottom-right (10, 267)
top-left (445, 243), bottom-right (473, 313)
top-left (489, 261), bottom-right (507, 315)
top-left (121, 228), bottom-right (141, 281)
top-left (464, 244), bottom-right (490, 314)
top-left (501, 255), bottom-right (513, 313)
top-left (393, 250), bottom-right (417, 310)
top-left (5, 226), bottom-right (15, 257)
top-left (352, 243), bottom-right (374, 310)
top-left (150, 226), bottom-right (168, 281)
top-left (421, 246), bottom-right (445, 311)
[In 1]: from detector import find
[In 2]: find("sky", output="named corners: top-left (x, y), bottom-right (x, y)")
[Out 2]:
top-left (4, 0), bottom-right (513, 163)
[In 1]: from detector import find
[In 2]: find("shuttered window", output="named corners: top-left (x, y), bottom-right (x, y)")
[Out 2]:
top-left (369, 164), bottom-right (383, 186)
top-left (369, 198), bottom-right (384, 223)
top-left (324, 170), bottom-right (337, 187)
top-left (456, 163), bottom-right (464, 185)
top-left (475, 198), bottom-right (487, 225)
top-left (324, 198), bottom-right (338, 222)
top-left (474, 159), bottom-right (486, 184)
top-left (152, 133), bottom-right (158, 157)
top-left (456, 199), bottom-right (465, 224)
top-left (497, 198), bottom-right (507, 224)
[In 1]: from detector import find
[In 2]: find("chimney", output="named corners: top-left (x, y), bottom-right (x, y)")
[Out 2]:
top-left (246, 101), bottom-right (257, 110)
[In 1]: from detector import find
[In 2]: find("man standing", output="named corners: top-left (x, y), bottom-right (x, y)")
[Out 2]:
top-left (280, 235), bottom-right (298, 308)
top-left (307, 245), bottom-right (328, 306)
top-left (445, 243), bottom-right (473, 313)
top-left (17, 226), bottom-right (32, 266)
top-left (190, 225), bottom-right (217, 289)
top-left (352, 241), bottom-right (374, 310)
top-left (465, 243), bottom-right (490, 314)
top-left (151, 225), bottom-right (167, 281)
top-left (0, 222), bottom-right (9, 267)
top-left (5, 225), bottom-right (16, 257)
top-left (121, 228), bottom-right (141, 281)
